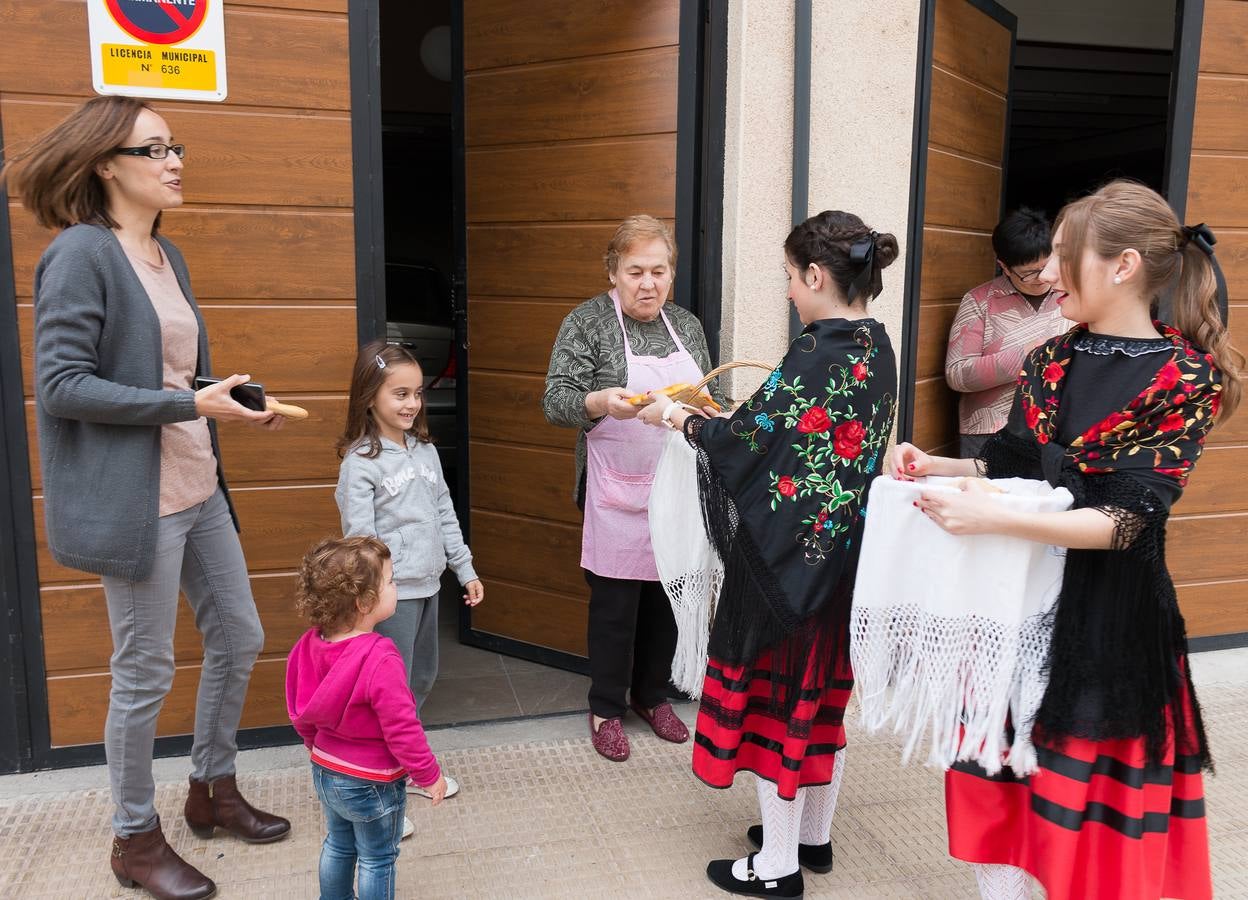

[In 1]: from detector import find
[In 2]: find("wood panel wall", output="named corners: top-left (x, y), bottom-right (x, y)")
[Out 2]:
top-left (1175, 0), bottom-right (1248, 638)
top-left (1, 0), bottom-right (355, 747)
top-left (912, 0), bottom-right (1011, 455)
top-left (462, 0), bottom-right (679, 657)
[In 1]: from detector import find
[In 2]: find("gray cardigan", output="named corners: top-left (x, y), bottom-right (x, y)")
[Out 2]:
top-left (33, 224), bottom-right (236, 582)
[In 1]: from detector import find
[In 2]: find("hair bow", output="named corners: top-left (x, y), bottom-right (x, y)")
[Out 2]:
top-left (1180, 222), bottom-right (1228, 322)
top-left (1181, 222), bottom-right (1217, 257)
top-left (848, 231), bottom-right (883, 301)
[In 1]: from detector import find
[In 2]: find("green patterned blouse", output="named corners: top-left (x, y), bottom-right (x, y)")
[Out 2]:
top-left (542, 292), bottom-right (725, 504)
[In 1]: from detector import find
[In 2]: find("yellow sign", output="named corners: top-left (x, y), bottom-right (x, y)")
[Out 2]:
top-left (101, 44), bottom-right (217, 92)
top-left (88, 1), bottom-right (228, 102)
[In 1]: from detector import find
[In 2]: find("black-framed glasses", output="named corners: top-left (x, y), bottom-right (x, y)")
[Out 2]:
top-left (1005, 263), bottom-right (1045, 283)
top-left (115, 143), bottom-right (185, 160)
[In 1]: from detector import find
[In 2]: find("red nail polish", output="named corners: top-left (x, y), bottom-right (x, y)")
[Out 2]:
top-left (908, 463), bottom-right (916, 471)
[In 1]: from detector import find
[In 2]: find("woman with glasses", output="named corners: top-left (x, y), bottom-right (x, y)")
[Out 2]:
top-left (945, 207), bottom-right (1070, 458)
top-left (3, 96), bottom-right (291, 900)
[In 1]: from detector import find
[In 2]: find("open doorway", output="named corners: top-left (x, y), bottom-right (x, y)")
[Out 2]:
top-left (903, 0), bottom-right (1192, 454)
top-left (999, 0), bottom-right (1176, 216)
top-left (375, 0), bottom-right (593, 725)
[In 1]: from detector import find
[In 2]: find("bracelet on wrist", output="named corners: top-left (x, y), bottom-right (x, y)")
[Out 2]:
top-left (660, 401), bottom-right (693, 430)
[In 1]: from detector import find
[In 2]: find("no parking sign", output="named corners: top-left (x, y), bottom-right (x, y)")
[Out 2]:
top-left (87, 0), bottom-right (228, 102)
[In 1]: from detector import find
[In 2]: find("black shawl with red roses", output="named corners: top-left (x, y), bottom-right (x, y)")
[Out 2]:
top-left (685, 318), bottom-right (896, 712)
top-left (981, 323), bottom-right (1222, 766)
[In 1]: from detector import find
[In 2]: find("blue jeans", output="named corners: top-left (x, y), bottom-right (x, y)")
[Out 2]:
top-left (312, 764), bottom-right (406, 900)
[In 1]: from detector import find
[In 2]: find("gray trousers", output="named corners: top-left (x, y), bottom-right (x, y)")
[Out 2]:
top-left (100, 489), bottom-right (264, 837)
top-left (373, 595), bottom-right (439, 709)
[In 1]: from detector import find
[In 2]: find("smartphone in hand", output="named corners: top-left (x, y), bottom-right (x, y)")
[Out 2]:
top-left (193, 376), bottom-right (267, 412)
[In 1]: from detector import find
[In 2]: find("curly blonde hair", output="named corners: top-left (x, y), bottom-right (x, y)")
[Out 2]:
top-left (295, 536), bottom-right (390, 635)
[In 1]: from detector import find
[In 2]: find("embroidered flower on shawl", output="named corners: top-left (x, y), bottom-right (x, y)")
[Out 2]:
top-left (1081, 410), bottom-right (1130, 444)
top-left (1023, 399), bottom-right (1043, 430)
top-left (1151, 359), bottom-right (1182, 392)
top-left (732, 324), bottom-right (895, 554)
top-left (832, 420), bottom-right (866, 459)
top-left (1157, 413), bottom-right (1186, 433)
top-left (797, 407), bottom-right (832, 434)
top-left (1042, 361), bottom-right (1067, 386)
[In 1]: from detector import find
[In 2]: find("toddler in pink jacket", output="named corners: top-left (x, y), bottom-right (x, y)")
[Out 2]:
top-left (286, 536), bottom-right (446, 900)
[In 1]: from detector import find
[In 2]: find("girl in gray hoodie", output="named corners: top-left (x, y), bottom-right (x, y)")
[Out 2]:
top-left (335, 340), bottom-right (483, 812)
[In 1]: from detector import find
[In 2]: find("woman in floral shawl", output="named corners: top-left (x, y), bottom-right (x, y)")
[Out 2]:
top-left (640, 210), bottom-right (899, 898)
top-left (891, 181), bottom-right (1244, 900)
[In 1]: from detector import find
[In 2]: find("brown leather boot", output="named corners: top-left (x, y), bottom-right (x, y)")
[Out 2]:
top-left (110, 818), bottom-right (216, 900)
top-left (184, 774), bottom-right (291, 844)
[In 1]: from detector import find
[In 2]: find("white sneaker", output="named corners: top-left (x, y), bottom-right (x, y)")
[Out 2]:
top-left (401, 816), bottom-right (414, 840)
top-left (407, 774), bottom-right (459, 799)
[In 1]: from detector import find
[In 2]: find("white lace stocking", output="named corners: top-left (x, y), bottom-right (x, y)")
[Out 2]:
top-left (973, 863), bottom-right (1032, 899)
top-left (732, 776), bottom-right (804, 881)
top-left (798, 747), bottom-right (846, 845)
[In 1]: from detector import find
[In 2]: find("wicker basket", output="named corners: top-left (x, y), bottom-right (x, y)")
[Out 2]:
top-left (629, 359), bottom-right (775, 409)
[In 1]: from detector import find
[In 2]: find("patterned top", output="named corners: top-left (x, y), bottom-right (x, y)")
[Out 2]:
top-left (945, 275), bottom-right (1069, 435)
top-left (543, 292), bottom-right (723, 503)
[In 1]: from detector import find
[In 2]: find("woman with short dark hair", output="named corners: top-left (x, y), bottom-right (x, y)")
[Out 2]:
top-left (946, 207), bottom-right (1071, 458)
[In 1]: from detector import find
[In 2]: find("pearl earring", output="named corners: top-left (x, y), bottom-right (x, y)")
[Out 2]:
top-left (1113, 276), bottom-right (1122, 285)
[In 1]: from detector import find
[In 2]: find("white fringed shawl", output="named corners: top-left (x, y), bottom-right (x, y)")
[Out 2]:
top-left (649, 430), bottom-right (723, 697)
top-left (850, 475), bottom-right (1072, 774)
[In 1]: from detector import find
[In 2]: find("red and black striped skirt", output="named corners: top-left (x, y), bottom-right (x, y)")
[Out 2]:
top-left (692, 649), bottom-right (852, 800)
top-left (946, 682), bottom-right (1211, 900)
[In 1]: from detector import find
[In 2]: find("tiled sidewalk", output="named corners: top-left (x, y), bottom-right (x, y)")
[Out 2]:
top-left (2, 652), bottom-right (1245, 899)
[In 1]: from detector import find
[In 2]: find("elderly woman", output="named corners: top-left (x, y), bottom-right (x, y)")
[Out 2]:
top-left (543, 214), bottom-right (724, 762)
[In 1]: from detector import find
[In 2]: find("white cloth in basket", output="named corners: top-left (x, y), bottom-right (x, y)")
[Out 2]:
top-left (649, 430), bottom-right (723, 698)
top-left (850, 475), bottom-right (1072, 774)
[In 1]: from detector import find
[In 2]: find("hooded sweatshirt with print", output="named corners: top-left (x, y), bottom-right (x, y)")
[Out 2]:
top-left (336, 435), bottom-right (477, 601)
top-left (285, 629), bottom-right (441, 786)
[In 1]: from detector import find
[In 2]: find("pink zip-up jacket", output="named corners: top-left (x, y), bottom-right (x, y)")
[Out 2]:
top-left (285, 629), bottom-right (441, 786)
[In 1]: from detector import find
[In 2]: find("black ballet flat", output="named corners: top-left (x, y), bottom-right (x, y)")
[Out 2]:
top-left (706, 853), bottom-right (804, 898)
top-left (747, 824), bottom-right (834, 874)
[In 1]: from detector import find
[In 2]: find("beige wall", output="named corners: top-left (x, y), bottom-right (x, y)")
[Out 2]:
top-left (719, 0), bottom-right (921, 398)
top-left (809, 1), bottom-right (921, 363)
top-left (719, 0), bottom-right (795, 396)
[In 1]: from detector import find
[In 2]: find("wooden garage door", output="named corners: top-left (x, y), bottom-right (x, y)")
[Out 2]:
top-left (462, 1), bottom-right (679, 658)
top-left (910, 0), bottom-right (1014, 455)
top-left (2, 0), bottom-right (355, 747)
top-left (1171, 0), bottom-right (1248, 639)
